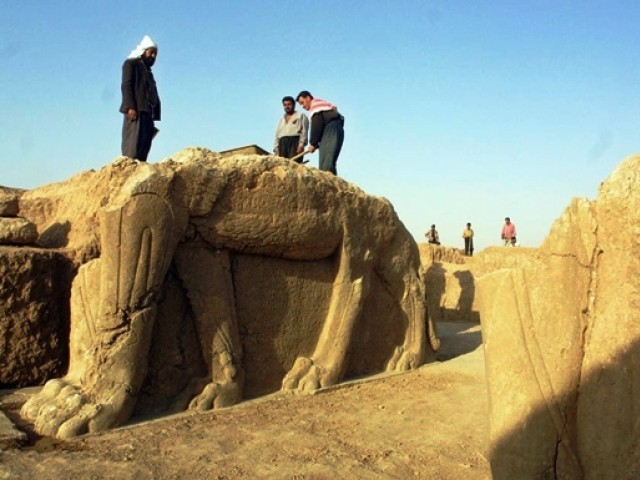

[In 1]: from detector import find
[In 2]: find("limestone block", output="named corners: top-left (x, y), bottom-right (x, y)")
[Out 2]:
top-left (479, 257), bottom-right (588, 479)
top-left (16, 149), bottom-right (435, 439)
top-left (471, 246), bottom-right (541, 277)
top-left (0, 194), bottom-right (18, 216)
top-left (0, 247), bottom-right (74, 387)
top-left (18, 167), bottom-right (120, 253)
top-left (0, 217), bottom-right (38, 245)
top-left (480, 154), bottom-right (640, 479)
top-left (418, 243), bottom-right (465, 267)
top-left (219, 144), bottom-right (270, 156)
top-left (576, 156), bottom-right (640, 477)
top-left (421, 247), bottom-right (543, 327)
top-left (0, 410), bottom-right (27, 449)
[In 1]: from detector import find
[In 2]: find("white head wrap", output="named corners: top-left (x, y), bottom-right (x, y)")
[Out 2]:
top-left (127, 35), bottom-right (158, 59)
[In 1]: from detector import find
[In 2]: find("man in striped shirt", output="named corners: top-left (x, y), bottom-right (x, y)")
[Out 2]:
top-left (296, 91), bottom-right (344, 175)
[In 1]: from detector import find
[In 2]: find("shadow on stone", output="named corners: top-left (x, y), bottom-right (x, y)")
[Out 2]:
top-left (435, 322), bottom-right (483, 361)
top-left (38, 221), bottom-right (71, 248)
top-left (489, 336), bottom-right (640, 479)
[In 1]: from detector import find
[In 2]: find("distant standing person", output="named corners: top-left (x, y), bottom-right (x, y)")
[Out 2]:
top-left (296, 91), bottom-right (344, 175)
top-left (120, 35), bottom-right (161, 162)
top-left (425, 224), bottom-right (440, 245)
top-left (462, 222), bottom-right (474, 256)
top-left (273, 96), bottom-right (309, 163)
top-left (501, 217), bottom-right (517, 246)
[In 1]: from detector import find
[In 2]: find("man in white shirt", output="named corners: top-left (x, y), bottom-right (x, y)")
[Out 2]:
top-left (274, 96), bottom-right (309, 163)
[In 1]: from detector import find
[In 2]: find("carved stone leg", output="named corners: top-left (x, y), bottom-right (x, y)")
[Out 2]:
top-left (21, 259), bottom-right (101, 426)
top-left (282, 241), bottom-right (372, 392)
top-left (174, 244), bottom-right (244, 411)
top-left (373, 232), bottom-right (436, 373)
top-left (22, 190), bottom-right (186, 438)
top-left (66, 260), bottom-right (101, 384)
top-left (384, 275), bottom-right (431, 372)
top-left (384, 269), bottom-right (436, 372)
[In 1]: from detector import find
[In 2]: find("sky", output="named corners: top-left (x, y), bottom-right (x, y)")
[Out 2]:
top-left (2, 1), bottom-right (639, 252)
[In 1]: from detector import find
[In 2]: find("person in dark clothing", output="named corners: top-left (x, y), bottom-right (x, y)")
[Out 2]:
top-left (296, 91), bottom-right (344, 175)
top-left (462, 222), bottom-right (474, 256)
top-left (425, 224), bottom-right (441, 245)
top-left (120, 35), bottom-right (161, 162)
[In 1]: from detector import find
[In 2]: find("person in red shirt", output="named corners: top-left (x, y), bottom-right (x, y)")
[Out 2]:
top-left (501, 217), bottom-right (517, 246)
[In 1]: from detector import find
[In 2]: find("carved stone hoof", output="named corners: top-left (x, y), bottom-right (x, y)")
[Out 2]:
top-left (20, 379), bottom-right (106, 438)
top-left (386, 346), bottom-right (420, 372)
top-left (281, 357), bottom-right (331, 392)
top-left (188, 381), bottom-right (242, 411)
top-left (20, 378), bottom-right (127, 439)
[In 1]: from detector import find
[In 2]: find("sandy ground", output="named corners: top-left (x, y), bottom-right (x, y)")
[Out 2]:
top-left (0, 321), bottom-right (490, 480)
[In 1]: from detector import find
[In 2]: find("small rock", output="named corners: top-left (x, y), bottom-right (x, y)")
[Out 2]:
top-left (0, 217), bottom-right (38, 245)
top-left (0, 410), bottom-right (27, 449)
top-left (0, 195), bottom-right (19, 217)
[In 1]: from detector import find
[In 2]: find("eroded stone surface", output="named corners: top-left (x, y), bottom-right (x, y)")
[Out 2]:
top-left (0, 217), bottom-right (38, 245)
top-left (17, 148), bottom-right (437, 438)
top-left (0, 410), bottom-right (27, 449)
top-left (0, 247), bottom-right (73, 387)
top-left (479, 155), bottom-right (640, 479)
top-left (0, 194), bottom-right (19, 217)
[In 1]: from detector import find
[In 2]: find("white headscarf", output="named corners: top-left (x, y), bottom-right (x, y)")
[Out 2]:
top-left (127, 35), bottom-right (157, 59)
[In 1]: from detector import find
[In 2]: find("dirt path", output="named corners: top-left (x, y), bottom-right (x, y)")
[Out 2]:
top-left (0, 321), bottom-right (490, 479)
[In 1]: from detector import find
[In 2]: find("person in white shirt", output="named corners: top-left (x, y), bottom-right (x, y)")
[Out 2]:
top-left (274, 96), bottom-right (309, 163)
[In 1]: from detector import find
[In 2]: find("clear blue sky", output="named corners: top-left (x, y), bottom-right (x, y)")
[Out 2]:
top-left (2, 1), bottom-right (639, 251)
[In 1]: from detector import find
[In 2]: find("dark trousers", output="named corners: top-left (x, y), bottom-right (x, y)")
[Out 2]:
top-left (319, 120), bottom-right (344, 175)
top-left (278, 136), bottom-right (303, 163)
top-left (122, 111), bottom-right (155, 162)
top-left (464, 237), bottom-right (474, 256)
